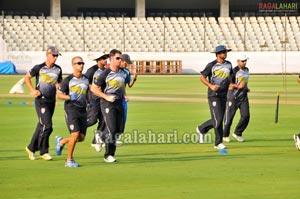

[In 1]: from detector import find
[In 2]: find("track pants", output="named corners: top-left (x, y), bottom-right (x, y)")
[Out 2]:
top-left (198, 96), bottom-right (227, 146)
top-left (87, 98), bottom-right (105, 144)
top-left (223, 98), bottom-right (250, 137)
top-left (27, 98), bottom-right (55, 155)
top-left (101, 99), bottom-right (124, 158)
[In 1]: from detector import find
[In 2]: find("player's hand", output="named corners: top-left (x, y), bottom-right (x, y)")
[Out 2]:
top-left (31, 90), bottom-right (41, 98)
top-left (133, 73), bottom-right (137, 80)
top-left (228, 83), bottom-right (235, 90)
top-left (210, 84), bottom-right (220, 92)
top-left (106, 95), bottom-right (116, 102)
top-left (70, 93), bottom-right (78, 100)
top-left (124, 95), bottom-right (129, 102)
top-left (55, 83), bottom-right (60, 89)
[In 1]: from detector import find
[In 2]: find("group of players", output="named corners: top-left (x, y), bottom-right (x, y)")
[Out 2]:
top-left (196, 44), bottom-right (300, 152)
top-left (23, 44), bottom-right (299, 168)
top-left (196, 45), bottom-right (250, 150)
top-left (24, 46), bottom-right (137, 167)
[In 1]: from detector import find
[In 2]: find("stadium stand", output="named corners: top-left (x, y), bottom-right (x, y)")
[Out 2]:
top-left (1, 15), bottom-right (300, 52)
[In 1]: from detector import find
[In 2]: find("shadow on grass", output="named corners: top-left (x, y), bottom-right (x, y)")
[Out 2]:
top-left (82, 150), bottom-right (282, 167)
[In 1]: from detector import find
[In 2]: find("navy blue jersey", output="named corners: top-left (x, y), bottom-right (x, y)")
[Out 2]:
top-left (85, 65), bottom-right (98, 84)
top-left (122, 68), bottom-right (131, 86)
top-left (91, 68), bottom-right (105, 100)
top-left (231, 66), bottom-right (249, 100)
top-left (93, 68), bottom-right (128, 100)
top-left (200, 60), bottom-right (233, 97)
top-left (29, 62), bottom-right (62, 102)
top-left (59, 74), bottom-right (89, 109)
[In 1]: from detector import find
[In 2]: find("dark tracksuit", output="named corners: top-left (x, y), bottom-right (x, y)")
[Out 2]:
top-left (223, 66), bottom-right (250, 137)
top-left (197, 60), bottom-right (233, 146)
top-left (27, 62), bottom-right (62, 155)
top-left (85, 66), bottom-right (105, 143)
top-left (93, 68), bottom-right (129, 158)
top-left (85, 65), bottom-right (103, 129)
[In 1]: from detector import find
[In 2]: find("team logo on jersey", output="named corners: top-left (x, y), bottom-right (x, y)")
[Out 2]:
top-left (70, 124), bottom-right (74, 130)
top-left (41, 108), bottom-right (46, 114)
top-left (212, 101), bottom-right (217, 107)
top-left (105, 108), bottom-right (110, 114)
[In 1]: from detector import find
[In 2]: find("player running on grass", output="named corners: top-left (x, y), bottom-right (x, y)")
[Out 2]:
top-left (55, 56), bottom-right (89, 167)
top-left (91, 49), bottom-right (129, 163)
top-left (24, 46), bottom-right (62, 161)
top-left (85, 53), bottom-right (109, 152)
top-left (223, 54), bottom-right (250, 142)
top-left (196, 45), bottom-right (233, 150)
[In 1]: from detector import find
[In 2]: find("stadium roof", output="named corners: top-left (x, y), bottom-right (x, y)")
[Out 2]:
top-left (0, 0), bottom-right (299, 17)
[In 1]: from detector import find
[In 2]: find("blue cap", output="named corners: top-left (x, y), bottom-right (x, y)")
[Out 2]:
top-left (212, 45), bottom-right (232, 53)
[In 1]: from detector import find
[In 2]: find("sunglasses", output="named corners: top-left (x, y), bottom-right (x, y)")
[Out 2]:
top-left (240, 60), bottom-right (247, 63)
top-left (115, 57), bottom-right (121, 60)
top-left (74, 62), bottom-right (85, 65)
top-left (52, 54), bottom-right (59, 57)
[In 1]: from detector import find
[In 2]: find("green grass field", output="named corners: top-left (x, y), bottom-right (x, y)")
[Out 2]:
top-left (0, 74), bottom-right (300, 199)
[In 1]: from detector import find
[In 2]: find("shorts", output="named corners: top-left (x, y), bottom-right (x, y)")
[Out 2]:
top-left (65, 107), bottom-right (87, 135)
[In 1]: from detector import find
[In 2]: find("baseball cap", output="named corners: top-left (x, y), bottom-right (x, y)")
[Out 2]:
top-left (94, 53), bottom-right (109, 61)
top-left (120, 54), bottom-right (132, 64)
top-left (46, 46), bottom-right (61, 56)
top-left (237, 54), bottom-right (249, 61)
top-left (211, 45), bottom-right (232, 53)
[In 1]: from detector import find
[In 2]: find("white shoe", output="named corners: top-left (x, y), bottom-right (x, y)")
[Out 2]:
top-left (94, 133), bottom-right (104, 152)
top-left (223, 137), bottom-right (230, 142)
top-left (94, 143), bottom-right (104, 152)
top-left (104, 155), bottom-right (117, 163)
top-left (116, 140), bottom-right (123, 146)
top-left (196, 126), bottom-right (205, 143)
top-left (214, 143), bottom-right (227, 150)
top-left (40, 153), bottom-right (53, 161)
top-left (233, 133), bottom-right (244, 142)
top-left (293, 134), bottom-right (300, 151)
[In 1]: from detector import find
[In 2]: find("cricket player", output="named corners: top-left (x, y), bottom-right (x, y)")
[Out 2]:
top-left (196, 45), bottom-right (233, 150)
top-left (223, 55), bottom-right (250, 142)
top-left (55, 56), bottom-right (89, 167)
top-left (24, 46), bottom-right (62, 161)
top-left (91, 49), bottom-right (129, 163)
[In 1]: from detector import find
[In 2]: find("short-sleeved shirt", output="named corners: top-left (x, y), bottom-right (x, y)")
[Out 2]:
top-left (93, 68), bottom-right (129, 100)
top-left (85, 65), bottom-right (98, 84)
top-left (59, 74), bottom-right (89, 109)
top-left (230, 66), bottom-right (249, 101)
top-left (122, 68), bottom-right (131, 86)
top-left (90, 68), bottom-right (105, 100)
top-left (200, 60), bottom-right (233, 97)
top-left (29, 62), bottom-right (62, 102)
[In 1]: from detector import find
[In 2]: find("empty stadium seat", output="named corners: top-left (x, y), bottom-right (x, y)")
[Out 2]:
top-left (2, 15), bottom-right (300, 52)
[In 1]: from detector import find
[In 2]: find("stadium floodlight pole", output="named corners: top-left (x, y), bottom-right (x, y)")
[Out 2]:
top-left (82, 13), bottom-right (85, 52)
top-left (122, 14), bottom-right (125, 52)
top-left (42, 13), bottom-right (45, 50)
top-left (280, 13), bottom-right (288, 102)
top-left (2, 11), bottom-right (4, 40)
top-left (203, 12), bottom-right (206, 52)
top-left (243, 12), bottom-right (247, 51)
top-left (163, 15), bottom-right (166, 52)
